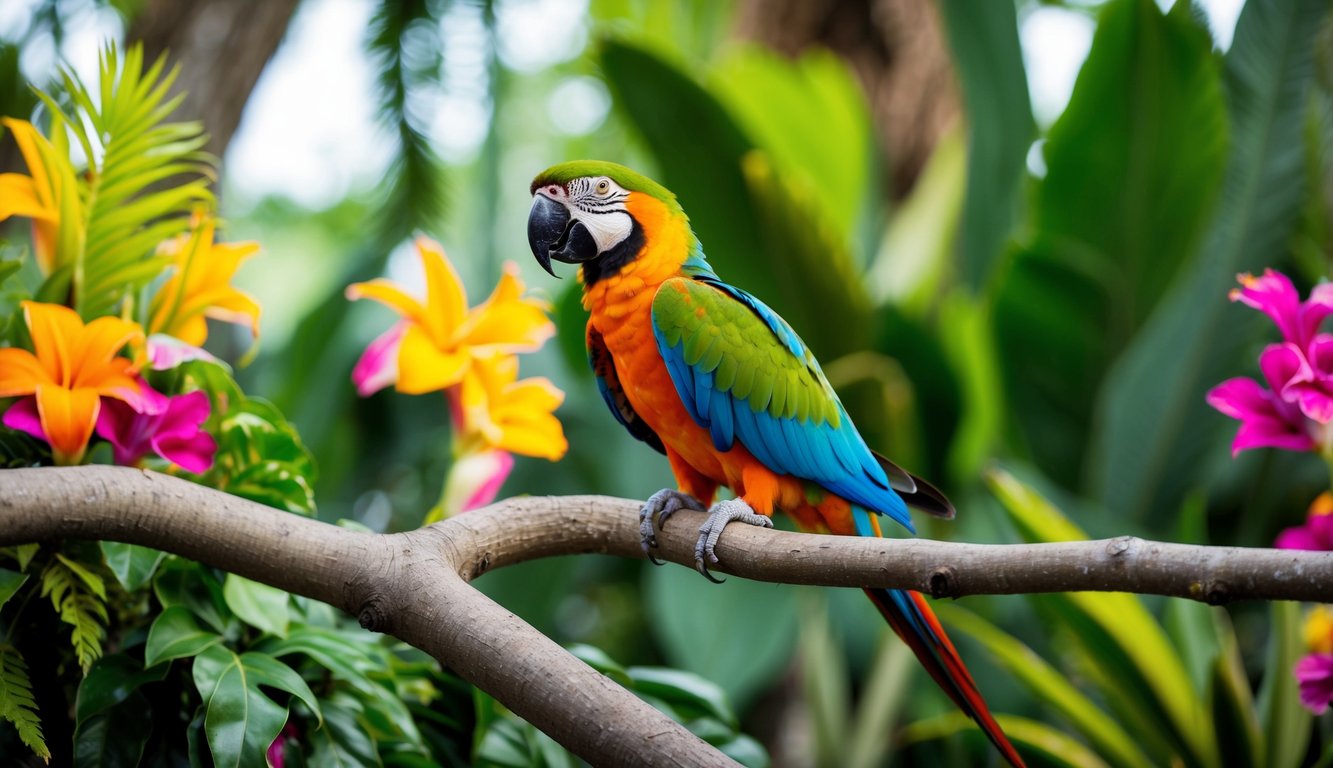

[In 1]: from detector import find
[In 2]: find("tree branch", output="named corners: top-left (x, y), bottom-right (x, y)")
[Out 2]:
top-left (3, 466), bottom-right (1332, 766)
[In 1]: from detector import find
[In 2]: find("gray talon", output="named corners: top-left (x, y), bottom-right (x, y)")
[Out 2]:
top-left (694, 498), bottom-right (772, 582)
top-left (639, 489), bottom-right (706, 564)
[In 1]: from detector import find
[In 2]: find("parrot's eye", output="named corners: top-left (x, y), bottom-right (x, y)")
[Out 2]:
top-left (595, 179), bottom-right (610, 195)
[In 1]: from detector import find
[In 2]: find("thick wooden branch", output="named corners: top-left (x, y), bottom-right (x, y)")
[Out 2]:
top-left (3, 466), bottom-right (1333, 767)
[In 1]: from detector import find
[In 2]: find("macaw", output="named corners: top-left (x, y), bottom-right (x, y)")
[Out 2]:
top-left (527, 160), bottom-right (1024, 767)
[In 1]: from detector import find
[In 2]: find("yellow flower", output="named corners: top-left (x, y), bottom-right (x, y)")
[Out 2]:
top-left (0, 118), bottom-right (77, 274)
top-left (457, 354), bottom-right (567, 460)
top-left (346, 236), bottom-right (554, 395)
top-left (0, 302), bottom-right (145, 464)
top-left (148, 215), bottom-right (261, 346)
top-left (1307, 606), bottom-right (1333, 656)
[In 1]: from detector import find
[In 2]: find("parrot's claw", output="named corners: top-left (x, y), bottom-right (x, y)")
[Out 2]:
top-left (694, 498), bottom-right (772, 583)
top-left (639, 489), bottom-right (707, 565)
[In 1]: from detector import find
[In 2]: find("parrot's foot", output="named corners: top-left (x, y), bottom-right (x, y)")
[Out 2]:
top-left (694, 499), bottom-right (772, 583)
top-left (639, 489), bottom-right (707, 565)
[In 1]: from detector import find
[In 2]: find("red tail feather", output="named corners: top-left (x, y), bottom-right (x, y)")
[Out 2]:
top-left (866, 588), bottom-right (1026, 767)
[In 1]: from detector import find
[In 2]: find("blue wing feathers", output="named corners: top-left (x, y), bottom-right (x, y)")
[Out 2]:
top-left (653, 277), bottom-right (915, 530)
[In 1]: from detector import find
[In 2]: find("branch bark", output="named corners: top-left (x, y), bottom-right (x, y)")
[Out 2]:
top-left (3, 466), bottom-right (1333, 765)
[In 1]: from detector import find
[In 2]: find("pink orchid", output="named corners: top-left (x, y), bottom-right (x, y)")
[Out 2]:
top-left (1206, 343), bottom-right (1315, 456)
top-left (1231, 270), bottom-right (1333, 352)
top-left (1295, 654), bottom-right (1333, 714)
top-left (146, 334), bottom-right (221, 371)
top-left (94, 388), bottom-right (217, 473)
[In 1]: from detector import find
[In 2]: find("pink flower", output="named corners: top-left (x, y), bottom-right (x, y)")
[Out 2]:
top-left (1206, 344), bottom-right (1315, 456)
top-left (94, 388), bottom-right (217, 473)
top-left (442, 449), bottom-right (515, 515)
top-left (1275, 493), bottom-right (1333, 551)
top-left (146, 334), bottom-right (220, 371)
top-left (350, 322), bottom-right (405, 397)
top-left (1295, 654), bottom-right (1333, 714)
top-left (1231, 270), bottom-right (1333, 352)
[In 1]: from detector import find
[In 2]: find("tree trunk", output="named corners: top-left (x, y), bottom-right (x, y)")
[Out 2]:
top-left (126, 0), bottom-right (304, 162)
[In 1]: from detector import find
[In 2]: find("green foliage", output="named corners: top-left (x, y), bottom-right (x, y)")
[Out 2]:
top-left (41, 554), bottom-right (109, 673)
top-left (32, 43), bottom-right (211, 318)
top-left (0, 645), bottom-right (47, 761)
top-left (191, 645), bottom-right (322, 768)
top-left (994, 0), bottom-right (1227, 488)
top-left (474, 643), bottom-right (768, 768)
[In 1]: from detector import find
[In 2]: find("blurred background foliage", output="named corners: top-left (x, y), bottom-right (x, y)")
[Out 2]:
top-left (4, 0), bottom-right (1333, 765)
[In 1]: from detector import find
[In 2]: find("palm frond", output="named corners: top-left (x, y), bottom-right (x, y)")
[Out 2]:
top-left (34, 42), bottom-right (213, 318)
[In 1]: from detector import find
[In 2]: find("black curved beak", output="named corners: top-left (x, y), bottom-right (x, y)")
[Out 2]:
top-left (527, 194), bottom-right (599, 278)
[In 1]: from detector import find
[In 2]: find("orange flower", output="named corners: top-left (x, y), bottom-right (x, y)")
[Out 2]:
top-left (0, 118), bottom-right (78, 274)
top-left (148, 215), bottom-right (261, 346)
top-left (0, 302), bottom-right (144, 464)
top-left (346, 237), bottom-right (554, 394)
top-left (457, 354), bottom-right (567, 460)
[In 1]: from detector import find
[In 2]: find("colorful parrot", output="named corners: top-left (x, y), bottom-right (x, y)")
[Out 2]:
top-left (527, 160), bottom-right (1023, 767)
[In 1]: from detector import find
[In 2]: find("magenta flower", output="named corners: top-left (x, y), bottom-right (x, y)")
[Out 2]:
top-left (94, 388), bottom-right (217, 473)
top-left (1207, 343), bottom-right (1316, 456)
top-left (1275, 493), bottom-right (1333, 551)
top-left (146, 334), bottom-right (221, 371)
top-left (350, 322), bottom-right (405, 397)
top-left (1231, 270), bottom-right (1333, 352)
top-left (1296, 654), bottom-right (1333, 714)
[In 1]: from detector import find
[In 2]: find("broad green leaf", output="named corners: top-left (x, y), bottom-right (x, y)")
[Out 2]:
top-left (1209, 610), bottom-right (1261, 768)
top-left (0, 568), bottom-right (27, 609)
top-left (935, 603), bottom-right (1151, 768)
top-left (627, 666), bottom-right (736, 729)
top-left (0, 645), bottom-right (47, 761)
top-left (988, 468), bottom-right (1213, 766)
top-left (100, 541), bottom-right (166, 592)
top-left (75, 653), bottom-right (169, 723)
top-left (710, 45), bottom-right (871, 239)
top-left (192, 646), bottom-right (322, 768)
top-left (1257, 602), bottom-right (1311, 768)
top-left (222, 573), bottom-right (290, 637)
top-left (72, 690), bottom-right (152, 768)
top-left (567, 643), bottom-right (631, 687)
top-left (644, 562), bottom-right (797, 709)
top-left (1092, 0), bottom-right (1331, 520)
top-left (903, 712), bottom-right (1110, 768)
top-left (995, 0), bottom-right (1227, 489)
top-left (938, 0), bottom-right (1034, 291)
top-left (153, 557), bottom-right (232, 634)
top-left (309, 697), bottom-right (379, 768)
top-left (145, 605), bottom-right (223, 667)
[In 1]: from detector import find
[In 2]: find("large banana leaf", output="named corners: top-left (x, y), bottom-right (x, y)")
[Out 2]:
top-left (937, 0), bottom-right (1033, 292)
top-left (993, 0), bottom-right (1226, 489)
top-left (1091, 0), bottom-right (1330, 521)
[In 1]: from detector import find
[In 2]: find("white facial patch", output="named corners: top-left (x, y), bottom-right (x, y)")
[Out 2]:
top-left (572, 208), bottom-right (632, 254)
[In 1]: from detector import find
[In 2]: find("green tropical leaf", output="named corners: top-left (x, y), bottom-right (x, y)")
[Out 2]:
top-left (222, 574), bottom-right (290, 638)
top-left (41, 554), bottom-right (109, 673)
top-left (145, 605), bottom-right (223, 667)
top-left (626, 666), bottom-right (736, 729)
top-left (153, 557), bottom-right (233, 635)
top-left (935, 603), bottom-right (1151, 768)
top-left (994, 0), bottom-right (1227, 489)
top-left (1092, 0), bottom-right (1331, 520)
top-left (1209, 610), bottom-right (1262, 768)
top-left (75, 653), bottom-right (170, 724)
top-left (0, 567), bottom-right (28, 609)
top-left (192, 645), bottom-right (322, 768)
top-left (938, 0), bottom-right (1034, 291)
top-left (72, 690), bottom-right (153, 768)
top-left (31, 42), bottom-right (213, 319)
top-left (903, 712), bottom-right (1110, 768)
top-left (987, 468), bottom-right (1213, 766)
top-left (0, 645), bottom-right (47, 762)
top-left (1257, 602), bottom-right (1311, 768)
top-left (100, 541), bottom-right (166, 592)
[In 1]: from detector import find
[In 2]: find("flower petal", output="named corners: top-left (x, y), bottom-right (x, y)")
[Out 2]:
top-left (23, 301), bottom-right (83, 385)
top-left (346, 279), bottom-right (426, 326)
top-left (1260, 342), bottom-right (1310, 394)
top-left (2, 396), bottom-right (44, 440)
top-left (417, 237), bottom-right (468, 337)
top-left (0, 347), bottom-right (48, 397)
top-left (0, 173), bottom-right (56, 221)
top-left (1232, 270), bottom-right (1303, 344)
top-left (1206, 377), bottom-right (1270, 420)
top-left (1295, 654), bottom-right (1333, 714)
top-left (352, 322), bottom-right (405, 397)
top-left (35, 384), bottom-right (99, 464)
top-left (147, 335), bottom-right (220, 370)
top-left (458, 264), bottom-right (555, 353)
top-left (95, 396), bottom-right (152, 466)
top-left (395, 324), bottom-right (470, 394)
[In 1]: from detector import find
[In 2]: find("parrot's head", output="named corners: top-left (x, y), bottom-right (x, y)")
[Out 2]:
top-left (527, 160), bottom-right (684, 282)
